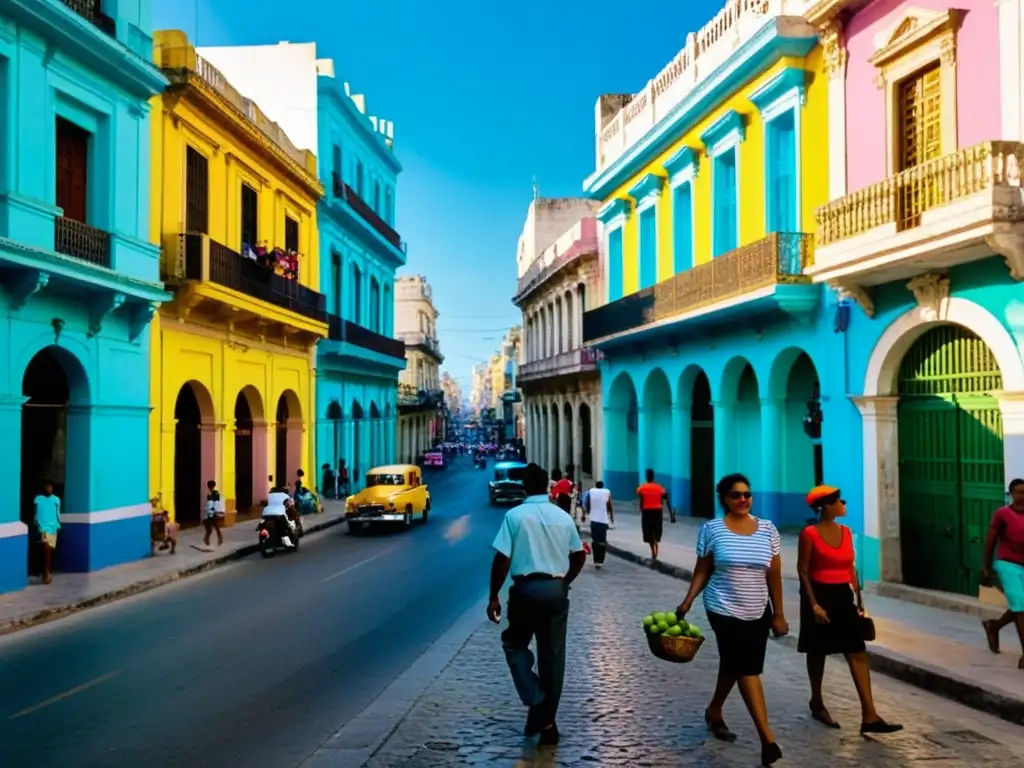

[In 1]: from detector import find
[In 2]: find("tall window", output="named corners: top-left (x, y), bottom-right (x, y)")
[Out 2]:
top-left (355, 160), bottom-right (364, 197)
top-left (766, 110), bottom-right (797, 233)
top-left (607, 228), bottom-right (623, 301)
top-left (56, 117), bottom-right (89, 223)
top-left (898, 63), bottom-right (942, 229)
top-left (638, 207), bottom-right (657, 289)
top-left (385, 187), bottom-right (394, 224)
top-left (185, 146), bottom-right (209, 234)
top-left (370, 278), bottom-right (381, 333)
top-left (374, 181), bottom-right (381, 213)
top-left (332, 144), bottom-right (341, 176)
top-left (672, 182), bottom-right (693, 273)
top-left (712, 150), bottom-right (738, 256)
top-left (352, 264), bottom-right (362, 323)
top-left (285, 215), bottom-right (299, 252)
top-left (241, 183), bottom-right (259, 247)
top-left (331, 252), bottom-right (342, 315)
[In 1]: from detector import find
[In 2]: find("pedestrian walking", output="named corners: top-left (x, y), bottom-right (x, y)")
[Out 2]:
top-left (586, 481), bottom-right (614, 568)
top-left (338, 460), bottom-right (350, 497)
top-left (487, 463), bottom-right (587, 746)
top-left (33, 479), bottom-right (61, 585)
top-left (637, 468), bottom-right (668, 559)
top-left (981, 478), bottom-right (1024, 668)
top-left (550, 468), bottom-right (573, 514)
top-left (676, 473), bottom-right (787, 767)
top-left (798, 485), bottom-right (902, 733)
top-left (203, 479), bottom-right (225, 547)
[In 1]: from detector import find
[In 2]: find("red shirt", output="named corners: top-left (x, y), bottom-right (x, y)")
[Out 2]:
top-left (800, 525), bottom-right (855, 584)
top-left (991, 506), bottom-right (1024, 565)
top-left (550, 479), bottom-right (572, 500)
top-left (637, 482), bottom-right (665, 511)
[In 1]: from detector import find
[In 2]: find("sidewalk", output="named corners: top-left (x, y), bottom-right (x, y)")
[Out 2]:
top-left (0, 502), bottom-right (349, 636)
top-left (583, 504), bottom-right (1024, 725)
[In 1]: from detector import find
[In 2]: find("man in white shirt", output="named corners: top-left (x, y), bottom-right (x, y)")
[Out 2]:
top-left (586, 481), bottom-right (614, 568)
top-left (488, 463), bottom-right (587, 746)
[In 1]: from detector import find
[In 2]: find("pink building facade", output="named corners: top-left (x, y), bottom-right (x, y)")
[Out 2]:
top-left (804, 0), bottom-right (1024, 598)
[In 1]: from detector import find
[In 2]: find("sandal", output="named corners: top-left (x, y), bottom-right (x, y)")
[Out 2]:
top-left (704, 708), bottom-right (737, 742)
top-left (809, 701), bottom-right (840, 728)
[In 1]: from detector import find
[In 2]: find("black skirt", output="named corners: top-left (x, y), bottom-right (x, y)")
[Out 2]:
top-left (798, 581), bottom-right (866, 655)
top-left (641, 510), bottom-right (663, 543)
top-left (706, 604), bottom-right (772, 677)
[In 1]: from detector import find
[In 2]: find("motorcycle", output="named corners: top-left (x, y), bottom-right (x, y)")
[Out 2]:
top-left (258, 492), bottom-right (303, 556)
top-left (474, 455), bottom-right (487, 470)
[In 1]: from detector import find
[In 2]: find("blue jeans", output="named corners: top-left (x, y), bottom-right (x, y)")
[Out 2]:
top-left (590, 521), bottom-right (608, 564)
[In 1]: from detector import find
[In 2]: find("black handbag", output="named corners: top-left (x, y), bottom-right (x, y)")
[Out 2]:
top-left (859, 614), bottom-right (876, 642)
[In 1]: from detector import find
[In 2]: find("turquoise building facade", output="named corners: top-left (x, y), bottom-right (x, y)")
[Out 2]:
top-left (0, 0), bottom-right (168, 593)
top-left (314, 75), bottom-right (406, 486)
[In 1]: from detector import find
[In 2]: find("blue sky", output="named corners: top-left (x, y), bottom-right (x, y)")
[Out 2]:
top-left (153, 0), bottom-right (723, 392)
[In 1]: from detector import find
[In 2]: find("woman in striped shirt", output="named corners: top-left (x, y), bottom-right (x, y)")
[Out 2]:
top-left (677, 473), bottom-right (788, 767)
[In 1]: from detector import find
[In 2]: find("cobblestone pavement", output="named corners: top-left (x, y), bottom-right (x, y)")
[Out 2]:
top-left (367, 557), bottom-right (1024, 767)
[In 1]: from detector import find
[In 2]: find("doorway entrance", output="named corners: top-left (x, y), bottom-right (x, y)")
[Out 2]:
top-left (234, 392), bottom-right (254, 517)
top-left (21, 348), bottom-right (76, 575)
top-left (174, 383), bottom-right (206, 527)
top-left (690, 370), bottom-right (714, 518)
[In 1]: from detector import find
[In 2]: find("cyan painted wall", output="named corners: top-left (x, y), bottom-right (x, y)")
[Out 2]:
top-left (315, 369), bottom-right (397, 483)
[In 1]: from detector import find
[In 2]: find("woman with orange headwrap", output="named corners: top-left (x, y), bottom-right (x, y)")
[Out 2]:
top-left (797, 486), bottom-right (902, 735)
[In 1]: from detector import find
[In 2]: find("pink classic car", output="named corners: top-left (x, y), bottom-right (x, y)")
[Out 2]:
top-left (423, 451), bottom-right (446, 469)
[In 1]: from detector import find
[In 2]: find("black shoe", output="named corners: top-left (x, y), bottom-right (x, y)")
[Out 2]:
top-left (761, 742), bottom-right (782, 766)
top-left (860, 720), bottom-right (903, 735)
top-left (704, 708), bottom-right (737, 742)
top-left (524, 706), bottom-right (545, 736)
top-left (538, 724), bottom-right (559, 745)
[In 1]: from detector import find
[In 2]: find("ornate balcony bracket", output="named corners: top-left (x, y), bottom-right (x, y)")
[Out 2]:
top-left (985, 233), bottom-right (1024, 281)
top-left (128, 301), bottom-right (159, 343)
top-left (906, 273), bottom-right (951, 322)
top-left (8, 270), bottom-right (50, 310)
top-left (829, 281), bottom-right (875, 318)
top-left (88, 292), bottom-right (126, 337)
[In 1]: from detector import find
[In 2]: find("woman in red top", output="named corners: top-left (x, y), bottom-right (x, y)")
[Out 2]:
top-left (797, 486), bottom-right (901, 734)
top-left (981, 478), bottom-right (1024, 668)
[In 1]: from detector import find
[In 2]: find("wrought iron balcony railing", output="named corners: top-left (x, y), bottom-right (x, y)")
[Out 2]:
top-left (583, 232), bottom-right (812, 342)
top-left (180, 234), bottom-right (326, 322)
top-left (60, 0), bottom-right (116, 36)
top-left (332, 172), bottom-right (402, 250)
top-left (55, 217), bottom-right (112, 268)
top-left (326, 313), bottom-right (406, 359)
top-left (519, 348), bottom-right (602, 379)
top-left (815, 141), bottom-right (1024, 246)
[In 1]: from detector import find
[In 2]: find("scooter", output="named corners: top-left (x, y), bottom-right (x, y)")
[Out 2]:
top-left (257, 514), bottom-right (303, 557)
top-left (475, 456), bottom-right (487, 470)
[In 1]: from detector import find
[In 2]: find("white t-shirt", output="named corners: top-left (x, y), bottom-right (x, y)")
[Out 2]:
top-left (587, 488), bottom-right (612, 524)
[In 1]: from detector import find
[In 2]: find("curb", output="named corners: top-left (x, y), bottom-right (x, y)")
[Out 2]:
top-left (0, 515), bottom-right (349, 638)
top-left (591, 536), bottom-right (1024, 727)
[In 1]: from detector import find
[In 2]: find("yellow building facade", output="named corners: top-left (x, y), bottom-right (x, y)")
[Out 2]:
top-left (150, 31), bottom-right (327, 526)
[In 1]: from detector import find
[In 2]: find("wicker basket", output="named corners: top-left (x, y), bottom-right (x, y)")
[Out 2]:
top-left (645, 631), bottom-right (704, 663)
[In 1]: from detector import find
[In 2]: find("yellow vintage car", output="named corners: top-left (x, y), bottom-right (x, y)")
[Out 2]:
top-left (345, 464), bottom-right (431, 531)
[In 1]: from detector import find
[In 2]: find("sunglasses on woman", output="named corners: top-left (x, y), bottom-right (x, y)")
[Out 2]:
top-left (729, 491), bottom-right (753, 500)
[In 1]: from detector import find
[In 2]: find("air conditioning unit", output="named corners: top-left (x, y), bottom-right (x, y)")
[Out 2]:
top-left (163, 232), bottom-right (210, 282)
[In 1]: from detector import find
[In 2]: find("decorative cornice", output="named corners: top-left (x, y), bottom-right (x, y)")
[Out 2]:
top-left (868, 9), bottom-right (965, 70)
top-left (699, 109), bottom-right (746, 152)
top-left (663, 145), bottom-right (700, 181)
top-left (748, 67), bottom-right (808, 113)
top-left (318, 78), bottom-right (402, 174)
top-left (627, 172), bottom-right (665, 204)
top-left (597, 197), bottom-right (632, 224)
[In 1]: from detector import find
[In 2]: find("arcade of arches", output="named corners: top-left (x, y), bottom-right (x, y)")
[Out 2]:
top-left (397, 411), bottom-right (435, 465)
top-left (319, 398), bottom-right (397, 484)
top-left (525, 386), bottom-right (602, 483)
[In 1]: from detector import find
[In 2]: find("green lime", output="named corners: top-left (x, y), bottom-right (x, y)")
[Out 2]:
top-left (657, 620), bottom-right (670, 632)
top-left (648, 623), bottom-right (663, 635)
top-left (666, 625), bottom-right (683, 637)
top-left (642, 615), bottom-right (655, 627)
top-left (653, 612), bottom-right (666, 624)
top-left (665, 612), bottom-right (678, 626)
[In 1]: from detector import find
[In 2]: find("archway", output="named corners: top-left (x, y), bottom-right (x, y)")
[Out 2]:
top-left (351, 400), bottom-right (364, 484)
top-left (643, 368), bottom-right (672, 491)
top-left (719, 358), bottom-right (761, 490)
top-left (326, 400), bottom-right (343, 469)
top-left (563, 401), bottom-right (574, 478)
top-left (897, 326), bottom-right (1004, 595)
top-left (234, 386), bottom-right (265, 519)
top-left (579, 402), bottom-right (593, 476)
top-left (21, 345), bottom-right (88, 575)
top-left (549, 402), bottom-right (560, 472)
top-left (275, 390), bottom-right (303, 490)
top-left (776, 350), bottom-right (820, 527)
top-left (606, 372), bottom-right (638, 499)
top-left (174, 381), bottom-right (214, 527)
top-left (370, 402), bottom-right (382, 467)
top-left (687, 369), bottom-right (715, 518)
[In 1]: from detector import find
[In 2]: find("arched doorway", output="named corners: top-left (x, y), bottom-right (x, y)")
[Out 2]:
top-left (782, 352), bottom-right (820, 525)
top-left (897, 326), bottom-right (1004, 595)
top-left (351, 400), bottom-right (364, 482)
top-left (579, 402), bottom-right (593, 476)
top-left (689, 370), bottom-right (714, 518)
top-left (326, 400), bottom-right (343, 468)
top-left (21, 346), bottom-right (87, 575)
top-left (606, 372), bottom-right (638, 498)
top-left (643, 368), bottom-right (672, 489)
top-left (369, 402), bottom-right (381, 467)
top-left (563, 402), bottom-right (573, 475)
top-left (275, 390), bottom-right (303, 490)
top-left (174, 381), bottom-right (213, 527)
top-left (234, 386), bottom-right (265, 519)
top-left (549, 402), bottom-right (560, 472)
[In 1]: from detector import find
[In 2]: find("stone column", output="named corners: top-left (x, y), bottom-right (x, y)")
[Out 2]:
top-left (0, 394), bottom-right (27, 592)
top-left (996, 0), bottom-right (1023, 141)
top-left (637, 406), bottom-right (649, 484)
top-left (590, 397), bottom-right (602, 485)
top-left (851, 396), bottom-right (901, 583)
top-left (670, 403), bottom-right (691, 516)
top-left (998, 392), bottom-right (1024, 482)
top-left (821, 18), bottom-right (849, 200)
top-left (557, 397), bottom-right (569, 470)
top-left (571, 396), bottom-right (583, 478)
top-left (758, 397), bottom-right (785, 524)
top-left (712, 400), bottom-right (735, 511)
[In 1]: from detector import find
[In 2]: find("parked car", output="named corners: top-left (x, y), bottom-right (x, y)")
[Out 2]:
top-left (489, 461), bottom-right (528, 505)
top-left (345, 464), bottom-right (431, 532)
top-left (423, 450), bottom-right (446, 469)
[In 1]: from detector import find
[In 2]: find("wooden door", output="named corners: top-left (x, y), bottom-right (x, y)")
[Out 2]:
top-left (56, 118), bottom-right (88, 222)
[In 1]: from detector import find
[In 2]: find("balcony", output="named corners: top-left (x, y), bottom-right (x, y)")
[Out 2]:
top-left (330, 172), bottom-right (403, 252)
top-left (583, 232), bottom-right (817, 347)
top-left (518, 348), bottom-right (602, 383)
top-left (810, 142), bottom-right (1024, 311)
top-left (514, 218), bottom-right (599, 303)
top-left (397, 330), bottom-right (444, 362)
top-left (326, 313), bottom-right (406, 361)
top-left (59, 0), bottom-right (115, 35)
top-left (54, 217), bottom-right (111, 269)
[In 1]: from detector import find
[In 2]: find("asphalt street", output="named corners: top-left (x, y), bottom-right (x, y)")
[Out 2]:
top-left (0, 457), bottom-right (500, 768)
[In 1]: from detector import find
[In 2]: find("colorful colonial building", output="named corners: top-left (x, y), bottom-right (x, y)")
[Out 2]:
top-left (149, 32), bottom-right (327, 527)
top-left (0, 0), bottom-right (168, 593)
top-left (583, 1), bottom-right (837, 528)
top-left (804, 0), bottom-right (1024, 595)
top-left (514, 199), bottom-right (604, 483)
top-left (395, 275), bottom-right (445, 462)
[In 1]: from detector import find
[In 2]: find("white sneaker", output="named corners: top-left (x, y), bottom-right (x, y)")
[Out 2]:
top-left (595, 563), bottom-right (603, 569)
top-left (282, 536), bottom-right (294, 547)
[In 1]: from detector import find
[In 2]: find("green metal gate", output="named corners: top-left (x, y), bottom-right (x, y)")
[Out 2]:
top-left (897, 326), bottom-right (1005, 596)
